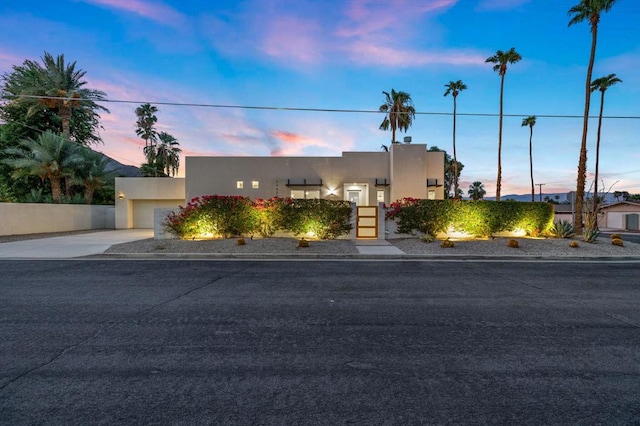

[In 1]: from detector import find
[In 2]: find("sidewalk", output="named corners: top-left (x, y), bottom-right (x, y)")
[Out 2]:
top-left (0, 229), bottom-right (153, 258)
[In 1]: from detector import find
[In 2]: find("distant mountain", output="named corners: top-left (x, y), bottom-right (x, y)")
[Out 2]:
top-left (102, 154), bottom-right (142, 177)
top-left (482, 192), bottom-right (616, 204)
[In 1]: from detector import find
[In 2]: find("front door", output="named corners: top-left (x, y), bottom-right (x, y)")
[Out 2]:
top-left (348, 190), bottom-right (361, 205)
top-left (344, 183), bottom-right (368, 206)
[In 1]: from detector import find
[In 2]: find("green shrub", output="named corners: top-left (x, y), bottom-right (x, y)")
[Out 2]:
top-left (386, 199), bottom-right (554, 238)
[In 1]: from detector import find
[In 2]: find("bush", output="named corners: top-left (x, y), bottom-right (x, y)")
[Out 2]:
top-left (612, 238), bottom-right (624, 247)
top-left (569, 241), bottom-right (579, 248)
top-left (164, 196), bottom-right (352, 240)
top-left (610, 234), bottom-right (621, 240)
top-left (298, 238), bottom-right (309, 248)
top-left (386, 199), bottom-right (554, 238)
top-left (237, 238), bottom-right (246, 246)
top-left (508, 239), bottom-right (519, 248)
top-left (440, 239), bottom-right (454, 248)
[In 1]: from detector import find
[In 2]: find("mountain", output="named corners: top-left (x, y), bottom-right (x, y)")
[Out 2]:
top-left (102, 154), bottom-right (142, 177)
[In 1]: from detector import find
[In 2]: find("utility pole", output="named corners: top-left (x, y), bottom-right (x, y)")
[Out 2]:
top-left (536, 183), bottom-right (546, 202)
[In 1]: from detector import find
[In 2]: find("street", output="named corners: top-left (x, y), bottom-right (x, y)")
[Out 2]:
top-left (1, 260), bottom-right (639, 424)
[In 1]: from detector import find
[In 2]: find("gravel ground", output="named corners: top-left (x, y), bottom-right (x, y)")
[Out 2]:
top-left (104, 237), bottom-right (359, 255)
top-left (389, 236), bottom-right (640, 257)
top-left (102, 235), bottom-right (640, 257)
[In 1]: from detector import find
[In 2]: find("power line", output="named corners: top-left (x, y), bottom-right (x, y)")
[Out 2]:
top-left (10, 95), bottom-right (640, 120)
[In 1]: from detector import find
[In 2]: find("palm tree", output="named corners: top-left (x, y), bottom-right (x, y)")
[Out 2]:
top-left (444, 80), bottom-right (467, 200)
top-left (73, 148), bottom-right (110, 204)
top-left (378, 89), bottom-right (415, 145)
top-left (485, 47), bottom-right (522, 202)
top-left (2, 52), bottom-right (109, 144)
top-left (468, 181), bottom-right (486, 201)
top-left (2, 131), bottom-right (82, 203)
top-left (156, 132), bottom-right (182, 176)
top-left (568, 0), bottom-right (617, 232)
top-left (590, 73), bottom-right (621, 214)
top-left (135, 103), bottom-right (159, 152)
top-left (521, 116), bottom-right (537, 202)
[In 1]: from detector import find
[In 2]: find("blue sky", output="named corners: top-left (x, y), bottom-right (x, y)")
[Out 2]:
top-left (1, 0), bottom-right (639, 196)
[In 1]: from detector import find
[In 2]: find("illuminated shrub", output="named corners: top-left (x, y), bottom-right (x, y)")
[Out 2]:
top-left (386, 199), bottom-right (554, 238)
top-left (164, 196), bottom-right (352, 240)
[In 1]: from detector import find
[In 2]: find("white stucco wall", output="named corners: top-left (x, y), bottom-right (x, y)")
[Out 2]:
top-left (115, 177), bottom-right (185, 229)
top-left (0, 203), bottom-right (114, 236)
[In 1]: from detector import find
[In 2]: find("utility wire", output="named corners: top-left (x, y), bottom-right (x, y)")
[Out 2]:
top-left (10, 95), bottom-right (640, 120)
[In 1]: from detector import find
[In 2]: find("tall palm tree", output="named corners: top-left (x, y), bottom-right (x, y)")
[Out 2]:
top-left (135, 103), bottom-right (159, 152)
top-left (2, 52), bottom-right (109, 144)
top-left (468, 181), bottom-right (486, 201)
top-left (485, 47), bottom-right (522, 202)
top-left (444, 80), bottom-right (467, 200)
top-left (521, 116), bottom-right (537, 202)
top-left (568, 0), bottom-right (617, 232)
top-left (156, 132), bottom-right (182, 176)
top-left (590, 73), bottom-right (621, 214)
top-left (378, 89), bottom-right (415, 145)
top-left (2, 131), bottom-right (82, 203)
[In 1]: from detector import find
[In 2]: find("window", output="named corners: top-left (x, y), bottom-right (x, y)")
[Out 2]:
top-left (428, 190), bottom-right (436, 200)
top-left (291, 190), bottom-right (320, 199)
top-left (236, 181), bottom-right (244, 189)
top-left (252, 181), bottom-right (259, 189)
top-left (377, 190), bottom-right (385, 204)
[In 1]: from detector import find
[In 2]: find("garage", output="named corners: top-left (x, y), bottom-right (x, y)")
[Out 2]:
top-left (132, 200), bottom-right (184, 228)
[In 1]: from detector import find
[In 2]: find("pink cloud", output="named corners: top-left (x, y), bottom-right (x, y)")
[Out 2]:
top-left (270, 130), bottom-right (333, 156)
top-left (261, 16), bottom-right (325, 64)
top-left (345, 42), bottom-right (486, 66)
top-left (80, 0), bottom-right (186, 27)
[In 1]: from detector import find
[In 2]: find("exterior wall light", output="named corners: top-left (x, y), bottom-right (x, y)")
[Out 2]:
top-left (118, 192), bottom-right (125, 200)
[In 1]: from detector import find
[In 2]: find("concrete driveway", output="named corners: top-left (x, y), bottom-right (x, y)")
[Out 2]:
top-left (0, 229), bottom-right (153, 258)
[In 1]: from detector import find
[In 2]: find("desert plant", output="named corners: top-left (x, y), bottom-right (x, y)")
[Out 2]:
top-left (298, 238), bottom-right (309, 248)
top-left (582, 212), bottom-right (600, 243)
top-left (440, 239), bottom-right (454, 248)
top-left (420, 234), bottom-right (435, 243)
top-left (610, 234), bottom-right (621, 240)
top-left (552, 220), bottom-right (574, 238)
top-left (508, 239), bottom-right (519, 248)
top-left (569, 241), bottom-right (579, 248)
top-left (237, 238), bottom-right (246, 246)
top-left (612, 238), bottom-right (624, 247)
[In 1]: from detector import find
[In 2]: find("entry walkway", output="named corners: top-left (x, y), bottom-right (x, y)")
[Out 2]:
top-left (353, 239), bottom-right (405, 255)
top-left (0, 229), bottom-right (153, 258)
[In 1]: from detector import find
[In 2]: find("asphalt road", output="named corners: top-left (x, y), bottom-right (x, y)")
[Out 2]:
top-left (1, 260), bottom-right (640, 425)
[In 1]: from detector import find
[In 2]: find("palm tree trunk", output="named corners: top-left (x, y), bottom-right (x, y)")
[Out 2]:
top-left (60, 105), bottom-right (71, 138)
top-left (529, 126), bottom-right (534, 202)
top-left (593, 90), bottom-right (605, 216)
top-left (575, 23), bottom-right (599, 233)
top-left (50, 176), bottom-right (62, 203)
top-left (496, 73), bottom-right (505, 201)
top-left (453, 95), bottom-right (459, 199)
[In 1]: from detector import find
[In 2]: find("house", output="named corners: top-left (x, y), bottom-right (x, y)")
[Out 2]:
top-left (115, 143), bottom-right (445, 230)
top-left (597, 202), bottom-right (640, 231)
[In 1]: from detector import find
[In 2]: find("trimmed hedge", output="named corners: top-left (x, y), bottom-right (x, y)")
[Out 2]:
top-left (164, 195), bottom-right (352, 240)
top-left (386, 198), bottom-right (554, 237)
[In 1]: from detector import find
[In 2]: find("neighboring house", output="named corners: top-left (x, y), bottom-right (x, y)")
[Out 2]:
top-left (115, 143), bottom-right (445, 229)
top-left (553, 204), bottom-right (573, 224)
top-left (597, 202), bottom-right (640, 231)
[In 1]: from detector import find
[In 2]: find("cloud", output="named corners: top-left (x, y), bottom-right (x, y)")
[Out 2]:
top-left (345, 42), bottom-right (486, 67)
top-left (476, 0), bottom-right (531, 11)
top-left (80, 0), bottom-right (187, 28)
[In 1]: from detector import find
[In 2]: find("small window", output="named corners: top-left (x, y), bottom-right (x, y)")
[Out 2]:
top-left (291, 190), bottom-right (320, 199)
top-left (252, 181), bottom-right (259, 189)
top-left (377, 190), bottom-right (385, 204)
top-left (236, 181), bottom-right (244, 189)
top-left (428, 190), bottom-right (436, 200)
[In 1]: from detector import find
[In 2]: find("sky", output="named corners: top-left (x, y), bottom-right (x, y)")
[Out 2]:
top-left (1, 0), bottom-right (639, 197)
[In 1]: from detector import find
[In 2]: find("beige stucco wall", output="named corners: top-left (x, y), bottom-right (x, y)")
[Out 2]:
top-left (115, 177), bottom-right (185, 229)
top-left (186, 144), bottom-right (444, 205)
top-left (599, 203), bottom-right (640, 230)
top-left (0, 203), bottom-right (114, 236)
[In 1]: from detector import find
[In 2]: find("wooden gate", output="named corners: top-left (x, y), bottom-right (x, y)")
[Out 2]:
top-left (357, 206), bottom-right (378, 239)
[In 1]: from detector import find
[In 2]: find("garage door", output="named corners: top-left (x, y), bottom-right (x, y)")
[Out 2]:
top-left (132, 200), bottom-right (183, 228)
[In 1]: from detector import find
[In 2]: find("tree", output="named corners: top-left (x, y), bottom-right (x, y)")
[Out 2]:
top-left (521, 116), bottom-right (537, 202)
top-left (485, 47), bottom-right (522, 202)
top-left (378, 89), bottom-right (415, 144)
top-left (429, 146), bottom-right (464, 199)
top-left (468, 181), bottom-right (486, 201)
top-left (444, 80), bottom-right (467, 200)
top-left (2, 131), bottom-right (82, 203)
top-left (1, 52), bottom-right (108, 143)
top-left (72, 148), bottom-right (110, 204)
top-left (568, 0), bottom-right (617, 232)
top-left (156, 132), bottom-right (182, 177)
top-left (135, 103), bottom-right (158, 152)
top-left (590, 73), bottom-right (621, 215)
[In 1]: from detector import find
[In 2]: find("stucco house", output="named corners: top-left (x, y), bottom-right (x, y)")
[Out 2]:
top-left (597, 202), bottom-right (640, 231)
top-left (115, 143), bottom-right (445, 231)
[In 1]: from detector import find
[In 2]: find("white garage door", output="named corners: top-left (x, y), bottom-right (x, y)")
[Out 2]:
top-left (132, 200), bottom-right (183, 228)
